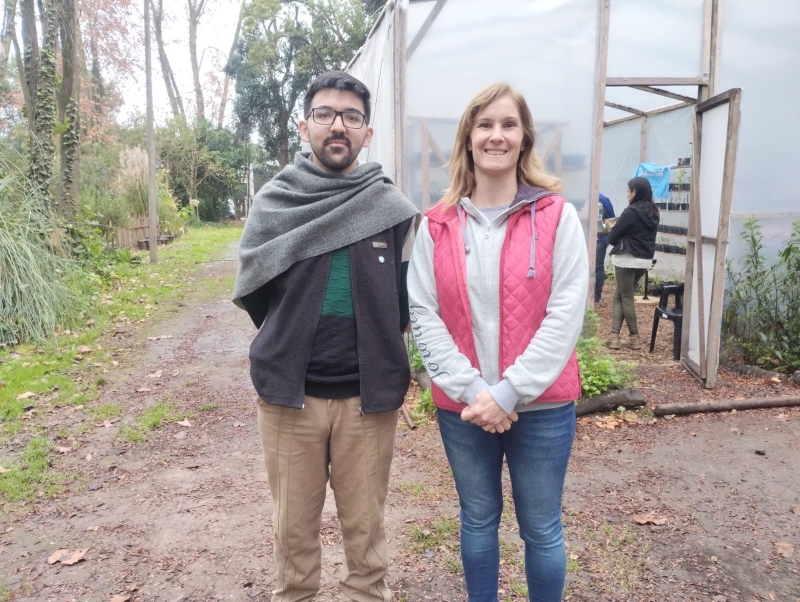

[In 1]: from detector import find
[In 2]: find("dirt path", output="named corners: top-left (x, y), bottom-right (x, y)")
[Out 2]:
top-left (1, 243), bottom-right (798, 601)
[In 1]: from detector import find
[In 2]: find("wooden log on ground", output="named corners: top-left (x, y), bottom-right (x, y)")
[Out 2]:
top-left (654, 396), bottom-right (800, 416)
top-left (575, 388), bottom-right (646, 416)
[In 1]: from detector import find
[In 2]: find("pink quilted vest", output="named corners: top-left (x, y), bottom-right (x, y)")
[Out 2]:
top-left (425, 195), bottom-right (582, 412)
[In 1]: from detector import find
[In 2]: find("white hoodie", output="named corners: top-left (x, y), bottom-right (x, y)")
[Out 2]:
top-left (407, 194), bottom-right (589, 415)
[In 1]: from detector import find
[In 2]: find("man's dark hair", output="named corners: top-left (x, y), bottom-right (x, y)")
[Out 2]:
top-left (303, 71), bottom-right (372, 124)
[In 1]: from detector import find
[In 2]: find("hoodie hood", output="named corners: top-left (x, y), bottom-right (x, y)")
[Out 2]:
top-left (629, 201), bottom-right (660, 229)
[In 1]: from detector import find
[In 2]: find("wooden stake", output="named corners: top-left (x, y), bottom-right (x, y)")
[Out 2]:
top-left (145, 0), bottom-right (158, 264)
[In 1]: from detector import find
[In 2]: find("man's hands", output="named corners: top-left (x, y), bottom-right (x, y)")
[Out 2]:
top-left (461, 390), bottom-right (518, 433)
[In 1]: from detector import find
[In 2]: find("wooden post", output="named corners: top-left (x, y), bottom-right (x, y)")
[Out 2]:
top-left (704, 90), bottom-right (742, 387)
top-left (699, 0), bottom-right (719, 102)
top-left (393, 2), bottom-right (407, 193)
top-left (586, 0), bottom-right (611, 307)
top-left (420, 121), bottom-right (431, 211)
top-left (639, 116), bottom-right (646, 163)
top-left (144, 0), bottom-right (158, 264)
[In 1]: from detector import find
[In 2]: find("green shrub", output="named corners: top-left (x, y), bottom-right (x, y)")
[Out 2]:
top-left (577, 309), bottom-right (637, 398)
top-left (722, 219), bottom-right (800, 372)
top-left (0, 173), bottom-right (87, 345)
top-left (411, 388), bottom-right (435, 425)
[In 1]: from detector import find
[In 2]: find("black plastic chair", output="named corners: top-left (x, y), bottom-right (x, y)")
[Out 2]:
top-left (650, 283), bottom-right (684, 361)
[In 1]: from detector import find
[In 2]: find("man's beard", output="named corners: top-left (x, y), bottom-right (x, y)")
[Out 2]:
top-left (311, 134), bottom-right (360, 172)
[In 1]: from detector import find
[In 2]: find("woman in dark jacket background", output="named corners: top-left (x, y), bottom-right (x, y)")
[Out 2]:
top-left (605, 177), bottom-right (660, 350)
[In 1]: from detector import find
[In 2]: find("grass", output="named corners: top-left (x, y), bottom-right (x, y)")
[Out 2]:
top-left (198, 402), bottom-right (219, 412)
top-left (0, 437), bottom-right (58, 503)
top-left (577, 522), bottom-right (650, 592)
top-left (410, 388), bottom-right (435, 426)
top-left (410, 517), bottom-right (460, 555)
top-left (500, 538), bottom-right (524, 568)
top-left (509, 580), bottom-right (528, 597)
top-left (0, 225), bottom-right (241, 426)
top-left (119, 402), bottom-right (185, 443)
top-left (90, 403), bottom-right (121, 421)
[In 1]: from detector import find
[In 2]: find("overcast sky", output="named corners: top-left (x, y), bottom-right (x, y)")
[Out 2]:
top-left (121, 0), bottom-right (243, 126)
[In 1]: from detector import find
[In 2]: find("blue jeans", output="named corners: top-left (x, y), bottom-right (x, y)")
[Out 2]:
top-left (437, 404), bottom-right (576, 602)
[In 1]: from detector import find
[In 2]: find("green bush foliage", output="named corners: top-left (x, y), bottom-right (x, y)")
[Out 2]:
top-left (722, 219), bottom-right (800, 373)
top-left (577, 309), bottom-right (637, 398)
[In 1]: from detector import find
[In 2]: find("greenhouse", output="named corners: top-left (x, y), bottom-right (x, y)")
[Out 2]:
top-left (347, 0), bottom-right (800, 387)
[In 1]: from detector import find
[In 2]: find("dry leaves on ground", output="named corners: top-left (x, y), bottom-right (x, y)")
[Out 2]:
top-left (147, 370), bottom-right (162, 379)
top-left (774, 541), bottom-right (794, 559)
top-left (47, 548), bottom-right (88, 566)
top-left (109, 595), bottom-right (130, 602)
top-left (16, 391), bottom-right (36, 400)
top-left (147, 335), bottom-right (173, 341)
top-left (790, 504), bottom-right (800, 516)
top-left (633, 513), bottom-right (667, 526)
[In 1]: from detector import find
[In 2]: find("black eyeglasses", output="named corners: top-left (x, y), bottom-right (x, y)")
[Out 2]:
top-left (308, 108), bottom-right (367, 129)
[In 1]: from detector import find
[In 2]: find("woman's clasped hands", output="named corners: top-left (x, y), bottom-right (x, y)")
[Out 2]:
top-left (460, 390), bottom-right (519, 433)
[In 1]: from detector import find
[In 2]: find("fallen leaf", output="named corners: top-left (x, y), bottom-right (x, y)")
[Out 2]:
top-left (126, 585), bottom-right (138, 592)
top-left (112, 361), bottom-right (119, 367)
top-left (147, 335), bottom-right (173, 341)
top-left (135, 387), bottom-right (151, 393)
top-left (60, 548), bottom-right (88, 565)
top-left (147, 370), bottom-right (162, 379)
top-left (176, 419), bottom-right (192, 427)
top-left (170, 370), bottom-right (180, 377)
top-left (790, 504), bottom-right (800, 516)
top-left (85, 319), bottom-right (96, 325)
top-left (711, 555), bottom-right (718, 563)
top-left (16, 391), bottom-right (36, 400)
top-left (48, 549), bottom-right (69, 564)
top-left (85, 454), bottom-right (92, 461)
top-left (55, 446), bottom-right (72, 454)
top-left (4, 526), bottom-right (13, 533)
top-left (774, 541), bottom-right (794, 558)
top-left (103, 421), bottom-right (114, 428)
top-left (233, 422), bottom-right (246, 428)
top-left (86, 526), bottom-right (99, 531)
top-left (770, 376), bottom-right (781, 383)
top-left (776, 414), bottom-right (790, 422)
top-left (109, 596), bottom-right (130, 602)
top-left (77, 345), bottom-right (92, 353)
top-left (633, 513), bottom-right (667, 526)
top-left (0, 465), bottom-right (7, 473)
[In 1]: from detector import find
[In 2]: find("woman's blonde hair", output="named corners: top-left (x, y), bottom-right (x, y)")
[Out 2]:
top-left (440, 83), bottom-right (563, 208)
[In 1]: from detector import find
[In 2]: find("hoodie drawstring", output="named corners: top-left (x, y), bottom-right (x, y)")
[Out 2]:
top-left (527, 202), bottom-right (537, 279)
top-left (457, 202), bottom-right (471, 253)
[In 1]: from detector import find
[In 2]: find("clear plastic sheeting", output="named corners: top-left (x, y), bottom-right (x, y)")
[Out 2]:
top-left (406, 0), bottom-right (600, 227)
top-left (717, 0), bottom-right (800, 262)
top-left (607, 0), bottom-right (704, 78)
top-left (346, 3), bottom-right (401, 180)
top-left (407, 0), bottom-right (435, 45)
top-left (599, 119), bottom-right (640, 216)
top-left (644, 106), bottom-right (693, 167)
top-left (606, 86), bottom-right (696, 114)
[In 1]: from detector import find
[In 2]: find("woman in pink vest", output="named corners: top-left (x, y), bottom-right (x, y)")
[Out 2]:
top-left (407, 83), bottom-right (588, 602)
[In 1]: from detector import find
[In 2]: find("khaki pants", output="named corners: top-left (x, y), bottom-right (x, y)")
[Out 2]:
top-left (257, 396), bottom-right (398, 602)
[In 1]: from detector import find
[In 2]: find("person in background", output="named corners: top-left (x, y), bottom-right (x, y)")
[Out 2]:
top-left (408, 82), bottom-right (588, 602)
top-left (594, 193), bottom-right (616, 302)
top-left (605, 177), bottom-right (660, 350)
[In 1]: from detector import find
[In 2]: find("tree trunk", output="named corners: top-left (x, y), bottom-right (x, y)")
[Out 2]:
top-left (57, 0), bottom-right (79, 220)
top-left (0, 0), bottom-right (18, 81)
top-left (217, 0), bottom-right (244, 129)
top-left (151, 0), bottom-right (184, 117)
top-left (187, 0), bottom-right (207, 123)
top-left (574, 389), bottom-right (646, 416)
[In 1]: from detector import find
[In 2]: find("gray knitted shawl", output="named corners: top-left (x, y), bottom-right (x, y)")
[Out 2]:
top-left (233, 152), bottom-right (419, 308)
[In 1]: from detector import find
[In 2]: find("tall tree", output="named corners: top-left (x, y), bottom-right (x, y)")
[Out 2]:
top-left (0, 0), bottom-right (17, 82)
top-left (151, 0), bottom-right (184, 118)
top-left (231, 0), bottom-right (370, 167)
top-left (16, 0), bottom-right (58, 206)
top-left (58, 0), bottom-right (80, 217)
top-left (218, 0), bottom-right (244, 128)
top-left (187, 0), bottom-right (210, 122)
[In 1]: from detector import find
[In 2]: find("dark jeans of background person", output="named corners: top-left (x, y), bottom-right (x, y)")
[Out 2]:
top-left (437, 403), bottom-right (576, 602)
top-left (595, 237), bottom-right (609, 302)
top-left (612, 266), bottom-right (647, 335)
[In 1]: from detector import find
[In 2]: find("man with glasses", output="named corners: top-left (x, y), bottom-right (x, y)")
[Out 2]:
top-left (233, 71), bottom-right (419, 602)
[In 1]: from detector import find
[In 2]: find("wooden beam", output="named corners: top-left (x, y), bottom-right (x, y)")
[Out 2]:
top-left (393, 2), bottom-right (407, 192)
top-left (704, 89), bottom-right (742, 388)
top-left (696, 88), bottom-right (742, 113)
top-left (630, 85), bottom-right (697, 104)
top-left (603, 102), bottom-right (692, 128)
top-left (420, 121), bottom-right (431, 211)
top-left (606, 77), bottom-right (707, 87)
top-left (587, 0), bottom-right (611, 308)
top-left (603, 114), bottom-right (640, 128)
top-left (407, 0), bottom-right (448, 60)
top-left (604, 101), bottom-right (645, 116)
